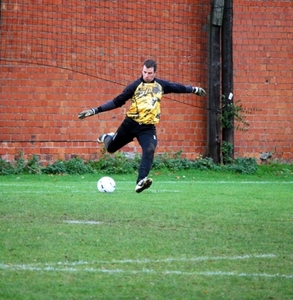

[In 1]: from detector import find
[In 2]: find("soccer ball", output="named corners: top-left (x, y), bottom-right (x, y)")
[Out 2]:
top-left (97, 176), bottom-right (116, 193)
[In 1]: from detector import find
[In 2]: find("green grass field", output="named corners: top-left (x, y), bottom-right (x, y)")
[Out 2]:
top-left (1, 170), bottom-right (293, 299)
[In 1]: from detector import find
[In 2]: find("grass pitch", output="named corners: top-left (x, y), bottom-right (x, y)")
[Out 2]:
top-left (1, 170), bottom-right (293, 299)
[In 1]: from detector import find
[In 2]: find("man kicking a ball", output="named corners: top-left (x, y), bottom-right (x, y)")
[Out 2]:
top-left (78, 59), bottom-right (206, 193)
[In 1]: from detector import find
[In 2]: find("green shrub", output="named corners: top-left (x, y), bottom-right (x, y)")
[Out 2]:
top-left (43, 158), bottom-right (95, 175)
top-left (192, 156), bottom-right (222, 171)
top-left (14, 154), bottom-right (26, 174)
top-left (224, 157), bottom-right (258, 174)
top-left (0, 151), bottom-right (262, 176)
top-left (24, 155), bottom-right (43, 174)
top-left (89, 152), bottom-right (140, 174)
top-left (64, 157), bottom-right (95, 174)
top-left (153, 151), bottom-right (193, 171)
top-left (0, 159), bottom-right (15, 175)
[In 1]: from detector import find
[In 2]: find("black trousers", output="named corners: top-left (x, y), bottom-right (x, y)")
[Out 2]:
top-left (104, 117), bottom-right (157, 183)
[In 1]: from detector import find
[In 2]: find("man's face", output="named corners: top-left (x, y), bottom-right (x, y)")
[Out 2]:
top-left (142, 65), bottom-right (156, 83)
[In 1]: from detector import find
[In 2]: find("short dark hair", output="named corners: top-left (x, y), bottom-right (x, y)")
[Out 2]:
top-left (143, 59), bottom-right (157, 72)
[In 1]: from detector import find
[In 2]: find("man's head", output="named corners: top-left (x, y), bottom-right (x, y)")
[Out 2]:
top-left (142, 59), bottom-right (157, 83)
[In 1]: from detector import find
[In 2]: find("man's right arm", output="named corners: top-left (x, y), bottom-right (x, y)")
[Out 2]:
top-left (78, 78), bottom-right (141, 119)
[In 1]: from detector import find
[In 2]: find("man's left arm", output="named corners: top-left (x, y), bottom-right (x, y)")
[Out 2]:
top-left (157, 79), bottom-right (206, 96)
top-left (191, 86), bottom-right (206, 96)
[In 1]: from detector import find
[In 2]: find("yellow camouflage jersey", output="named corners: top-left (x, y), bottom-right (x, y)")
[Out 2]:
top-left (103, 77), bottom-right (193, 125)
top-left (126, 81), bottom-right (163, 125)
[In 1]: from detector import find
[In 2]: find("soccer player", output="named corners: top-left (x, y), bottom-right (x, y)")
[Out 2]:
top-left (78, 59), bottom-right (206, 193)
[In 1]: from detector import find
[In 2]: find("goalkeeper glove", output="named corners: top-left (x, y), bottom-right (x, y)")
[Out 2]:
top-left (78, 108), bottom-right (95, 119)
top-left (192, 87), bottom-right (206, 96)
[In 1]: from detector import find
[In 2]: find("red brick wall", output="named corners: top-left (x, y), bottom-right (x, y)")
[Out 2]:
top-left (0, 0), bottom-right (292, 163)
top-left (233, 0), bottom-right (293, 161)
top-left (0, 0), bottom-right (209, 163)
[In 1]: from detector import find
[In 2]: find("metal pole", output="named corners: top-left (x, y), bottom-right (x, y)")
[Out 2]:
top-left (222, 0), bottom-right (234, 162)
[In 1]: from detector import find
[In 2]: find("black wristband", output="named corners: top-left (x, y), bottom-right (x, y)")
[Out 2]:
top-left (94, 107), bottom-right (103, 114)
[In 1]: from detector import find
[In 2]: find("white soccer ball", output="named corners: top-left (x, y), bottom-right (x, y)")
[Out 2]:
top-left (97, 176), bottom-right (116, 193)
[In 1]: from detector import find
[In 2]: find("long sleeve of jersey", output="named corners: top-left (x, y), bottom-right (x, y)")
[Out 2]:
top-left (155, 78), bottom-right (193, 94)
top-left (96, 77), bottom-right (194, 124)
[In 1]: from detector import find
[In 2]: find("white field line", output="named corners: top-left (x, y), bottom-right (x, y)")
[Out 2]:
top-left (50, 253), bottom-right (277, 265)
top-left (1, 264), bottom-right (293, 279)
top-left (0, 254), bottom-right (276, 270)
top-left (0, 190), bottom-right (89, 194)
top-left (1, 181), bottom-right (293, 188)
top-left (1, 180), bottom-right (292, 194)
top-left (2, 254), bottom-right (292, 278)
top-left (0, 266), bottom-right (292, 279)
top-left (0, 189), bottom-right (181, 194)
top-left (63, 220), bottom-right (103, 225)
